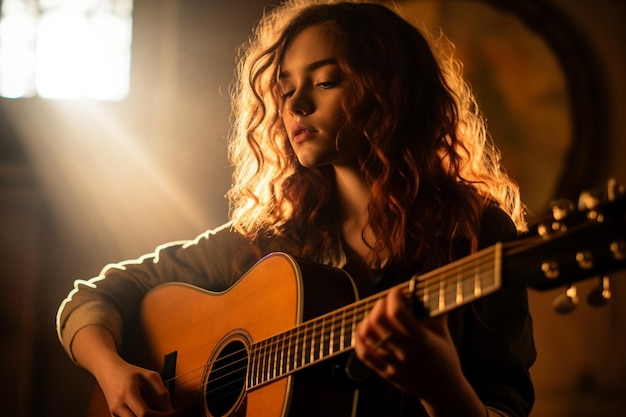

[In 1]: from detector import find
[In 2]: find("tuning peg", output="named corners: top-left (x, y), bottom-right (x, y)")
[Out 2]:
top-left (611, 241), bottom-right (626, 261)
top-left (606, 177), bottom-right (625, 201)
top-left (577, 190), bottom-right (601, 211)
top-left (538, 199), bottom-right (575, 236)
top-left (550, 199), bottom-right (575, 221)
top-left (552, 285), bottom-right (578, 314)
top-left (587, 276), bottom-right (611, 307)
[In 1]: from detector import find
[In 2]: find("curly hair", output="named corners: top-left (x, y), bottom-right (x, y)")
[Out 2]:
top-left (227, 0), bottom-right (526, 270)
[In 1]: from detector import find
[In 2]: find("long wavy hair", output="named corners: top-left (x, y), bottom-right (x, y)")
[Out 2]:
top-left (227, 0), bottom-right (526, 270)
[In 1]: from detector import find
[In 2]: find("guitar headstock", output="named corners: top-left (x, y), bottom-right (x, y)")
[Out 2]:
top-left (505, 179), bottom-right (626, 313)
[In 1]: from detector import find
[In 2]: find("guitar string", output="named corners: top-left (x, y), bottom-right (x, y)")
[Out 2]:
top-left (166, 249), bottom-right (499, 394)
top-left (163, 248), bottom-right (498, 391)
top-left (160, 247), bottom-right (501, 400)
top-left (153, 213), bottom-right (624, 404)
top-left (185, 236), bottom-right (567, 399)
top-left (192, 234), bottom-right (584, 401)
top-left (190, 249), bottom-right (493, 393)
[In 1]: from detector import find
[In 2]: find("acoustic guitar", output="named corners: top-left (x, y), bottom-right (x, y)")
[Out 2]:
top-left (88, 193), bottom-right (626, 417)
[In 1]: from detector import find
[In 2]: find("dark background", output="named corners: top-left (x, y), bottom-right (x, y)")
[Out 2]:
top-left (1, 0), bottom-right (624, 416)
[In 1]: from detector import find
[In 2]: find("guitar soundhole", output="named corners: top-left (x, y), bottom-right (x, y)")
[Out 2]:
top-left (204, 338), bottom-right (249, 417)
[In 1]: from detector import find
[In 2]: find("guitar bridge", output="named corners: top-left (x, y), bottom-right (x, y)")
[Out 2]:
top-left (162, 351), bottom-right (178, 398)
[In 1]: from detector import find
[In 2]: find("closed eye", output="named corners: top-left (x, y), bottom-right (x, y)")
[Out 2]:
top-left (281, 90), bottom-right (295, 100)
top-left (317, 79), bottom-right (341, 89)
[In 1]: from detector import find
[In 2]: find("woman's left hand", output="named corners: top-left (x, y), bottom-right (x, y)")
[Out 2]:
top-left (353, 286), bottom-right (465, 403)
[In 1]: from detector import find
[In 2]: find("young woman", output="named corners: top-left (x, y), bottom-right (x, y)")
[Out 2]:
top-left (57, 1), bottom-right (535, 416)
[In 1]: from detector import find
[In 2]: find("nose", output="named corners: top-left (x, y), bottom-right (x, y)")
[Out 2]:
top-left (285, 87), bottom-right (314, 116)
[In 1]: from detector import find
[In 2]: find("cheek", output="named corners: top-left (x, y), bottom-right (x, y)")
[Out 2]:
top-left (337, 120), bottom-right (366, 153)
top-left (279, 131), bottom-right (297, 159)
top-left (280, 115), bottom-right (293, 140)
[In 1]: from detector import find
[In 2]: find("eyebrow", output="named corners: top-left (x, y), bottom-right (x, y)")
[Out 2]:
top-left (278, 58), bottom-right (339, 80)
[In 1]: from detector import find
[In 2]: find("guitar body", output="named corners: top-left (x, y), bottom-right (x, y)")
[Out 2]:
top-left (88, 253), bottom-right (361, 417)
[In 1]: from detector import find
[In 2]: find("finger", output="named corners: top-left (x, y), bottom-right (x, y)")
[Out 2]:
top-left (358, 298), bottom-right (392, 345)
top-left (371, 331), bottom-right (392, 349)
top-left (355, 316), bottom-right (401, 361)
top-left (353, 327), bottom-right (391, 368)
top-left (111, 404), bottom-right (135, 417)
top-left (126, 393), bottom-right (178, 417)
top-left (384, 287), bottom-right (415, 332)
top-left (143, 373), bottom-right (174, 411)
top-left (125, 388), bottom-right (151, 417)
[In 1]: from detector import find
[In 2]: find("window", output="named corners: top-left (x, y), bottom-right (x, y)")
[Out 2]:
top-left (0, 0), bottom-right (133, 100)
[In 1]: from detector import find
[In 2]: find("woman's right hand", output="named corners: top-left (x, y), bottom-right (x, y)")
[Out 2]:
top-left (73, 325), bottom-right (178, 417)
top-left (96, 359), bottom-right (177, 417)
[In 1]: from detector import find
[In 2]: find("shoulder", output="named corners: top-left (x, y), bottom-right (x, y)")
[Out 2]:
top-left (479, 204), bottom-right (519, 248)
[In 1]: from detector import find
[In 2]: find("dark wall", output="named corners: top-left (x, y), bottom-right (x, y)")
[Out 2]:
top-left (0, 1), bottom-right (624, 416)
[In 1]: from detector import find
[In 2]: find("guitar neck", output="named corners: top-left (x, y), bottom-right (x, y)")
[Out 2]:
top-left (248, 185), bottom-right (626, 388)
top-left (247, 243), bottom-right (503, 389)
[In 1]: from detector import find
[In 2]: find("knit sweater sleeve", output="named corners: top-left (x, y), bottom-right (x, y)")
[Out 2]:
top-left (55, 222), bottom-right (259, 362)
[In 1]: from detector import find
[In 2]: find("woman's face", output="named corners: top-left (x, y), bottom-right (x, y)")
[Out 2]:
top-left (279, 24), bottom-right (363, 169)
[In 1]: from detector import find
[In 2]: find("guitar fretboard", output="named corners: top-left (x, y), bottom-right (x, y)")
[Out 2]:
top-left (247, 243), bottom-right (502, 389)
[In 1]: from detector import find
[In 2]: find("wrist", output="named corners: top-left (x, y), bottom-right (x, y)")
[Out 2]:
top-left (72, 325), bottom-right (123, 377)
top-left (420, 375), bottom-right (486, 417)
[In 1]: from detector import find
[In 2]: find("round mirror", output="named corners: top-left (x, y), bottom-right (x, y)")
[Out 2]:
top-left (398, 0), bottom-right (606, 221)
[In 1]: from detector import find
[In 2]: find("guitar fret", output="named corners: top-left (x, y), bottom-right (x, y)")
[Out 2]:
top-left (314, 319), bottom-right (324, 361)
top-left (438, 277), bottom-right (445, 313)
top-left (302, 325), bottom-right (308, 365)
top-left (456, 266), bottom-right (463, 304)
top-left (295, 326), bottom-right (301, 369)
top-left (337, 310), bottom-right (346, 351)
top-left (317, 319), bottom-right (322, 360)
top-left (322, 315), bottom-right (331, 357)
top-left (445, 276), bottom-right (455, 309)
top-left (264, 338), bottom-right (271, 382)
top-left (248, 344), bottom-right (256, 387)
top-left (253, 341), bottom-right (262, 386)
top-left (311, 321), bottom-right (319, 361)
top-left (473, 261), bottom-right (482, 297)
top-left (310, 324), bottom-right (315, 363)
top-left (319, 316), bottom-right (326, 358)
top-left (314, 321), bottom-right (321, 361)
top-left (303, 323), bottom-right (311, 365)
top-left (286, 328), bottom-right (295, 373)
top-left (256, 342), bottom-right (264, 385)
top-left (269, 335), bottom-right (278, 379)
top-left (316, 319), bottom-right (325, 360)
top-left (265, 338), bottom-right (273, 382)
top-left (328, 314), bottom-right (335, 356)
top-left (337, 312), bottom-right (344, 352)
top-left (348, 306), bottom-right (356, 348)
top-left (278, 333), bottom-right (285, 376)
top-left (246, 346), bottom-right (252, 387)
top-left (260, 339), bottom-right (268, 384)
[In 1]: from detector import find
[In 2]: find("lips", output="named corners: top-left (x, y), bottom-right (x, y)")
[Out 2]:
top-left (291, 123), bottom-right (318, 143)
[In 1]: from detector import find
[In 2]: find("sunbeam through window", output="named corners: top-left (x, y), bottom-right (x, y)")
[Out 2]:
top-left (0, 0), bottom-right (133, 100)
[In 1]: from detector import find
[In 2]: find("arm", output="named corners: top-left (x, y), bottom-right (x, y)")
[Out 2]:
top-left (354, 287), bottom-right (501, 417)
top-left (56, 223), bottom-right (256, 415)
top-left (73, 325), bottom-right (176, 416)
top-left (353, 206), bottom-right (535, 417)
top-left (56, 222), bottom-right (249, 359)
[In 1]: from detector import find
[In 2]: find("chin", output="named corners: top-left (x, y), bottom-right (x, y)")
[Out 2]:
top-left (296, 155), bottom-right (322, 169)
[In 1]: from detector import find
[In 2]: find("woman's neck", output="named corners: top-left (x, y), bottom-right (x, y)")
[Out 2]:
top-left (333, 165), bottom-right (374, 262)
top-left (335, 166), bottom-right (369, 216)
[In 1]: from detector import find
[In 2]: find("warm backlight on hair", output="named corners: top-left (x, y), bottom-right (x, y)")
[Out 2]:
top-left (0, 0), bottom-right (133, 100)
